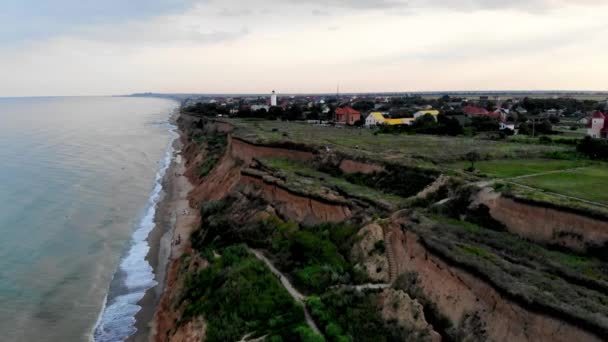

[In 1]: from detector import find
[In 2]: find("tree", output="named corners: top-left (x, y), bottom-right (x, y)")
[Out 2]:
top-left (268, 106), bottom-right (284, 120)
top-left (465, 151), bottom-right (481, 171)
top-left (437, 114), bottom-right (464, 136)
top-left (352, 100), bottom-right (375, 112)
top-left (578, 136), bottom-right (608, 160)
top-left (471, 116), bottom-right (499, 133)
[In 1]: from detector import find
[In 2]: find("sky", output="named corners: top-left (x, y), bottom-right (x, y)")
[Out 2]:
top-left (1, 0), bottom-right (607, 96)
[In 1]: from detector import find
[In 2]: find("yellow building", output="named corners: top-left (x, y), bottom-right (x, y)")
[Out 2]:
top-left (384, 118), bottom-right (414, 126)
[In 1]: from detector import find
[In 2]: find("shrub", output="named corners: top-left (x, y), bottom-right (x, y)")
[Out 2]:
top-left (179, 245), bottom-right (306, 341)
top-left (295, 325), bottom-right (326, 342)
top-left (344, 165), bottom-right (438, 198)
top-left (578, 136), bottom-right (608, 160)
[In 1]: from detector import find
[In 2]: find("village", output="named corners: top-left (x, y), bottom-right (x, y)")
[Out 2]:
top-left (183, 91), bottom-right (608, 139)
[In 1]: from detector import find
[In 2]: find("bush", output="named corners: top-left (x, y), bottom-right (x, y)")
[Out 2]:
top-left (578, 136), bottom-right (608, 160)
top-left (295, 325), bottom-right (326, 342)
top-left (179, 245), bottom-right (306, 341)
top-left (344, 165), bottom-right (438, 198)
top-left (307, 289), bottom-right (425, 342)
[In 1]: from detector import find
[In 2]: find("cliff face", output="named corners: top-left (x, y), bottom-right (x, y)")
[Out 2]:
top-left (154, 116), bottom-right (606, 342)
top-left (239, 174), bottom-right (352, 225)
top-left (477, 188), bottom-right (608, 252)
top-left (384, 224), bottom-right (602, 342)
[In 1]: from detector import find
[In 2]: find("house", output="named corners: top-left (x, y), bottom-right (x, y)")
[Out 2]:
top-left (413, 110), bottom-right (440, 121)
top-left (463, 105), bottom-right (490, 116)
top-left (587, 111), bottom-right (608, 139)
top-left (335, 106), bottom-right (361, 125)
top-left (365, 112), bottom-right (386, 127)
top-left (463, 105), bottom-right (502, 120)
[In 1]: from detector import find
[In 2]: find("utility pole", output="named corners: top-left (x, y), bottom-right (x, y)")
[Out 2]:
top-left (336, 84), bottom-right (340, 103)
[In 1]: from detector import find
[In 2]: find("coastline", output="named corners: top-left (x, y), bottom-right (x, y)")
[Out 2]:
top-left (128, 111), bottom-right (198, 342)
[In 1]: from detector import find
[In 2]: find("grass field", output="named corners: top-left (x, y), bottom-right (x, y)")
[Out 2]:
top-left (229, 119), bottom-right (570, 165)
top-left (516, 166), bottom-right (608, 205)
top-left (450, 159), bottom-right (592, 178)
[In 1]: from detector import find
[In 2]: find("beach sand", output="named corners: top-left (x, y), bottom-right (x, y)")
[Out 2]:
top-left (128, 116), bottom-right (198, 342)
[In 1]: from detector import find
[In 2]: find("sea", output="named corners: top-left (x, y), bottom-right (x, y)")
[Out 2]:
top-left (0, 96), bottom-right (179, 341)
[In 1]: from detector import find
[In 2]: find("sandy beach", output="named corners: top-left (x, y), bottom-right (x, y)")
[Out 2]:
top-left (128, 114), bottom-right (198, 342)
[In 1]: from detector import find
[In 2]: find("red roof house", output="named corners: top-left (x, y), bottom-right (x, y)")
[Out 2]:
top-left (463, 105), bottom-right (490, 116)
top-left (335, 106), bottom-right (361, 125)
top-left (463, 105), bottom-right (503, 120)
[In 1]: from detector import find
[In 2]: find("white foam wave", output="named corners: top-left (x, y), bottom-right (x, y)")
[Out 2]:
top-left (94, 122), bottom-right (177, 342)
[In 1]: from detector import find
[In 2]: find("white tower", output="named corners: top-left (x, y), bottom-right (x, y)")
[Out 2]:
top-left (271, 90), bottom-right (278, 107)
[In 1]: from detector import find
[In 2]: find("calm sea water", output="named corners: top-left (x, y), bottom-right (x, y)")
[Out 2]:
top-left (0, 96), bottom-right (178, 341)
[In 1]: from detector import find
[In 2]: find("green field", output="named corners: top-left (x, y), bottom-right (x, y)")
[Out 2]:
top-left (229, 119), bottom-right (570, 165)
top-left (450, 159), bottom-right (591, 178)
top-left (516, 166), bottom-right (608, 205)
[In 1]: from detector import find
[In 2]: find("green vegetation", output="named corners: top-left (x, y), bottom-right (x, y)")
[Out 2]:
top-left (515, 166), bottom-right (608, 205)
top-left (268, 217), bottom-right (358, 293)
top-left (307, 289), bottom-right (430, 342)
top-left (192, 131), bottom-right (227, 178)
top-left (192, 197), bottom-right (365, 293)
top-left (229, 119), bottom-right (570, 165)
top-left (261, 157), bottom-right (409, 208)
top-left (499, 183), bottom-right (608, 219)
top-left (449, 159), bottom-right (591, 178)
top-left (343, 165), bottom-right (438, 199)
top-left (578, 136), bottom-right (608, 160)
top-left (179, 245), bottom-right (316, 341)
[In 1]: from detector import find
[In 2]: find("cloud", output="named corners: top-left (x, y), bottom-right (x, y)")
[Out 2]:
top-left (312, 9), bottom-right (330, 16)
top-left (410, 0), bottom-right (607, 12)
top-left (218, 8), bottom-right (253, 17)
top-left (1, 0), bottom-right (608, 96)
top-left (0, 0), bottom-right (203, 43)
top-left (289, 0), bottom-right (606, 12)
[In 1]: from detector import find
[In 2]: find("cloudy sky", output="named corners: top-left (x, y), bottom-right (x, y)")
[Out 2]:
top-left (2, 0), bottom-right (607, 96)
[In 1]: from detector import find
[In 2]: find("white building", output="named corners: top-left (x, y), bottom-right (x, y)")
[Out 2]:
top-left (588, 111), bottom-right (607, 139)
top-left (270, 90), bottom-right (278, 106)
top-left (365, 112), bottom-right (386, 127)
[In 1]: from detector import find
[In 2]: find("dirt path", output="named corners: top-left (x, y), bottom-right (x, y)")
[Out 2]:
top-left (248, 248), bottom-right (321, 335)
top-left (508, 167), bottom-right (589, 181)
top-left (331, 283), bottom-right (391, 291)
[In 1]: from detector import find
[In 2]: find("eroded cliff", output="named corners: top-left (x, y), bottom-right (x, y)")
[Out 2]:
top-left (152, 115), bottom-right (608, 342)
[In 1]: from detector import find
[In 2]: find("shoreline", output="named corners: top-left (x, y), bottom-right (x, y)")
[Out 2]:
top-left (128, 110), bottom-right (197, 342)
